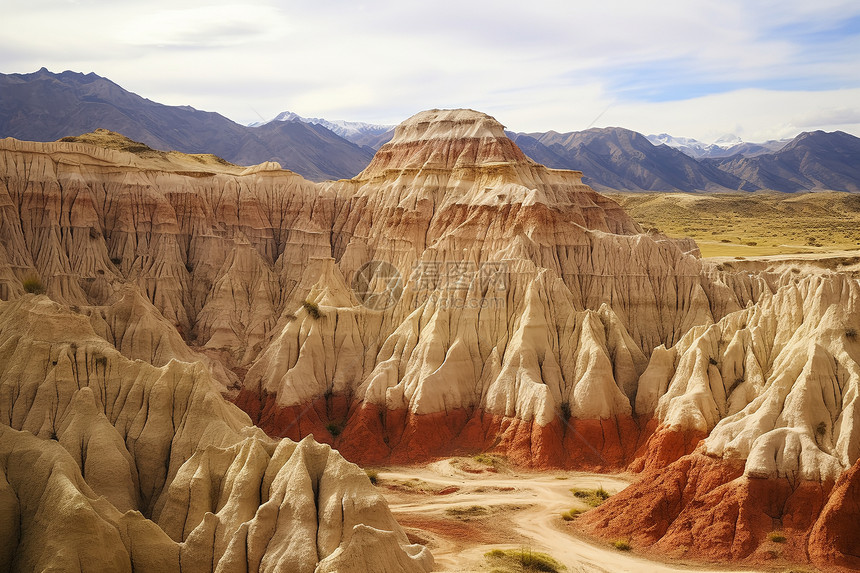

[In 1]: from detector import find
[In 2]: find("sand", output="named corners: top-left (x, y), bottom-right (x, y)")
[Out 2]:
top-left (375, 458), bottom-right (769, 573)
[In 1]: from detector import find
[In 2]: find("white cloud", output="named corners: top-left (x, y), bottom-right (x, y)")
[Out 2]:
top-left (1, 0), bottom-right (859, 141)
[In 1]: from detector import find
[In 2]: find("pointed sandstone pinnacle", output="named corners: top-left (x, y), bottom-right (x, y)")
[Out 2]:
top-left (2, 111), bottom-right (752, 472)
top-left (0, 296), bottom-right (433, 572)
top-left (582, 273), bottom-right (860, 569)
top-left (245, 109), bottom-right (727, 467)
top-left (2, 109), bottom-right (859, 571)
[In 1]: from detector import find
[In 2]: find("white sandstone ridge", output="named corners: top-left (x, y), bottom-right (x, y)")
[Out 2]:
top-left (0, 295), bottom-right (433, 573)
top-left (245, 258), bottom-right (649, 425)
top-left (243, 111), bottom-right (733, 433)
top-left (0, 134), bottom-right (334, 372)
top-left (0, 110), bottom-right (774, 464)
top-left (638, 273), bottom-right (860, 481)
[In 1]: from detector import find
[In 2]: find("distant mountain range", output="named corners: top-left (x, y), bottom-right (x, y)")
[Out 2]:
top-left (2, 68), bottom-right (859, 192)
top-left (502, 127), bottom-right (859, 193)
top-left (507, 128), bottom-right (758, 192)
top-left (645, 133), bottom-right (790, 159)
top-left (0, 68), bottom-right (373, 181)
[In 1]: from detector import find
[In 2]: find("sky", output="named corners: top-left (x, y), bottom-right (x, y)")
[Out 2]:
top-left (2, 0), bottom-right (860, 143)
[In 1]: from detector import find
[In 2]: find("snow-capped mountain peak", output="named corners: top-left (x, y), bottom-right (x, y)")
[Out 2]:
top-left (647, 132), bottom-right (789, 159)
top-left (714, 133), bottom-right (743, 148)
top-left (646, 133), bottom-right (719, 157)
top-left (250, 111), bottom-right (393, 141)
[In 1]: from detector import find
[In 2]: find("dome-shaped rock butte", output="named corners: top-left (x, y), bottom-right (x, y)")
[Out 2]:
top-left (0, 109), bottom-right (858, 571)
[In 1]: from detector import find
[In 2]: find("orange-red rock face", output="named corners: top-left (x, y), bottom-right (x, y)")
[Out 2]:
top-left (628, 422), bottom-right (707, 473)
top-left (577, 452), bottom-right (852, 566)
top-left (809, 458), bottom-right (860, 571)
top-left (239, 396), bottom-right (660, 471)
top-left (2, 110), bottom-right (859, 572)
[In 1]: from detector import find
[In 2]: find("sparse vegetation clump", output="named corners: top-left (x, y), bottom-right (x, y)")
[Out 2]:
top-left (473, 453), bottom-right (502, 466)
top-left (571, 486), bottom-right (611, 507)
top-left (561, 508), bottom-right (584, 521)
top-left (364, 469), bottom-right (379, 485)
top-left (611, 539), bottom-right (632, 551)
top-left (846, 327), bottom-right (858, 340)
top-left (768, 531), bottom-right (787, 543)
top-left (303, 299), bottom-right (322, 319)
top-left (22, 275), bottom-right (46, 295)
top-left (326, 422), bottom-right (343, 437)
top-left (446, 505), bottom-right (488, 518)
top-left (484, 548), bottom-right (565, 572)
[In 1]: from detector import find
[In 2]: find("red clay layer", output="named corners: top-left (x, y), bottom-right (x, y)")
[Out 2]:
top-left (234, 392), bottom-right (856, 570)
top-left (233, 394), bottom-right (704, 471)
top-left (808, 456), bottom-right (860, 571)
top-left (577, 451), bottom-right (859, 571)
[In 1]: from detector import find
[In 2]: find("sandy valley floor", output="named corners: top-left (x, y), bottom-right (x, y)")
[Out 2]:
top-left (375, 458), bottom-right (777, 573)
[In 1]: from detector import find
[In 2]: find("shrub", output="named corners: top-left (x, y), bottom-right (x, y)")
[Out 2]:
top-left (110, 256), bottom-right (122, 266)
top-left (846, 327), bottom-right (857, 340)
top-left (561, 508), bottom-right (584, 521)
top-left (571, 487), bottom-right (611, 507)
top-left (484, 548), bottom-right (564, 572)
top-left (612, 539), bottom-right (631, 551)
top-left (816, 421), bottom-right (827, 436)
top-left (326, 422), bottom-right (342, 437)
top-left (446, 505), bottom-right (488, 518)
top-left (768, 531), bottom-right (787, 543)
top-left (365, 469), bottom-right (379, 485)
top-left (303, 300), bottom-right (322, 319)
top-left (22, 276), bottom-right (46, 295)
top-left (708, 356), bottom-right (719, 366)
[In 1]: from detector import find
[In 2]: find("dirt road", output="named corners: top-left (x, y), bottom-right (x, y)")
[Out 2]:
top-left (378, 459), bottom-right (768, 573)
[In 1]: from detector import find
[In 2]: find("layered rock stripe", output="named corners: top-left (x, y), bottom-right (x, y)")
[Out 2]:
top-left (0, 108), bottom-right (857, 570)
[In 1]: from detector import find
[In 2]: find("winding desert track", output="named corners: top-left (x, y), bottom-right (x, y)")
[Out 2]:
top-left (379, 460), bottom-right (767, 573)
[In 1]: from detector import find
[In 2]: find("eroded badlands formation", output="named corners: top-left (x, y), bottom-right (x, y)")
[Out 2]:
top-left (0, 295), bottom-right (432, 572)
top-left (0, 109), bottom-right (858, 570)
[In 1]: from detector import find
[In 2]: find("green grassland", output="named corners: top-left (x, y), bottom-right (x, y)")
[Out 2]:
top-left (608, 191), bottom-right (860, 258)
